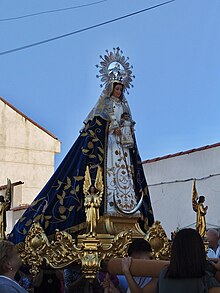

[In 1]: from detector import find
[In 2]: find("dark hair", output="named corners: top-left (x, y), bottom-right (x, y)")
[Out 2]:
top-left (0, 195), bottom-right (5, 202)
top-left (127, 238), bottom-right (152, 256)
top-left (89, 185), bottom-right (98, 193)
top-left (198, 196), bottom-right (205, 203)
top-left (113, 82), bottom-right (123, 88)
top-left (0, 240), bottom-right (16, 274)
top-left (166, 228), bottom-right (206, 278)
top-left (121, 112), bottom-right (129, 118)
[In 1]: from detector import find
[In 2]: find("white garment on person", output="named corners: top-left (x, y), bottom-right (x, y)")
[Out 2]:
top-left (106, 97), bottom-right (139, 215)
top-left (126, 276), bottom-right (152, 293)
top-left (207, 245), bottom-right (220, 258)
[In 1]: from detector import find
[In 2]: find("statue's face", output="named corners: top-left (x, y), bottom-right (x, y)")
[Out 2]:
top-left (112, 84), bottom-right (123, 98)
top-left (90, 186), bottom-right (95, 193)
top-left (123, 114), bottom-right (129, 120)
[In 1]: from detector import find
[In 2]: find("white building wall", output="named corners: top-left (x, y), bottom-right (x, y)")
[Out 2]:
top-left (143, 146), bottom-right (220, 237)
top-left (0, 98), bottom-right (61, 206)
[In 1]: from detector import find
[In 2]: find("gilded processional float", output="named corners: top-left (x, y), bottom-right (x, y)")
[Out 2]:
top-left (7, 48), bottom-right (180, 279)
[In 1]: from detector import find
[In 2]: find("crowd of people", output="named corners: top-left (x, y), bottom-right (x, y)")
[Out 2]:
top-left (0, 228), bottom-right (220, 293)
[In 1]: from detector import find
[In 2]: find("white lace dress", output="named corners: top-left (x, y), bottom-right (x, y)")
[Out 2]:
top-left (106, 96), bottom-right (140, 215)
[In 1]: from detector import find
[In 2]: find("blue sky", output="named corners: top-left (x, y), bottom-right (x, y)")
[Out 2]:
top-left (1, 0), bottom-right (220, 167)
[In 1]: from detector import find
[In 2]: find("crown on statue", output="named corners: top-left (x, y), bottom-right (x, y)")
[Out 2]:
top-left (96, 47), bottom-right (135, 94)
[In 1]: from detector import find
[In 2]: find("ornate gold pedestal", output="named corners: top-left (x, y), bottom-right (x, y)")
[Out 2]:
top-left (18, 219), bottom-right (173, 282)
top-left (17, 166), bottom-right (157, 280)
top-left (19, 222), bottom-right (132, 280)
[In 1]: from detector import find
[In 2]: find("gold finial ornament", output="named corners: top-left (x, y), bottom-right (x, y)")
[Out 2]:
top-left (145, 220), bottom-right (170, 260)
top-left (19, 222), bottom-right (50, 276)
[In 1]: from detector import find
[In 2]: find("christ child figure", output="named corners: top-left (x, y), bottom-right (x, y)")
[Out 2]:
top-left (119, 112), bottom-right (135, 148)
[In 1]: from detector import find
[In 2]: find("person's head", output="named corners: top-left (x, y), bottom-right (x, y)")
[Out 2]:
top-left (0, 240), bottom-right (22, 277)
top-left (128, 238), bottom-right (152, 259)
top-left (111, 82), bottom-right (123, 99)
top-left (206, 229), bottom-right (219, 249)
top-left (198, 195), bottom-right (205, 203)
top-left (167, 228), bottom-right (206, 278)
top-left (0, 195), bottom-right (5, 203)
top-left (121, 112), bottom-right (130, 120)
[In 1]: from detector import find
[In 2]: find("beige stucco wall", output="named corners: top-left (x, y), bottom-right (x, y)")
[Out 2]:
top-left (0, 99), bottom-right (61, 206)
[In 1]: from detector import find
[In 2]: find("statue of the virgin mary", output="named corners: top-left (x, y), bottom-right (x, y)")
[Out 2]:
top-left (9, 47), bottom-right (154, 244)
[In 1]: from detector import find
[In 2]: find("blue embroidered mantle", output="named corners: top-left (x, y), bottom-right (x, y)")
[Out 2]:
top-left (9, 98), bottom-right (154, 244)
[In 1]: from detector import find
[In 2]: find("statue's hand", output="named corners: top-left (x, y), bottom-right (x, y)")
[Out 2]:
top-left (115, 128), bottom-right (121, 136)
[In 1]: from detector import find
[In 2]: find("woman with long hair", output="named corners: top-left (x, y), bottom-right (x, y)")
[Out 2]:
top-left (158, 228), bottom-right (220, 292)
